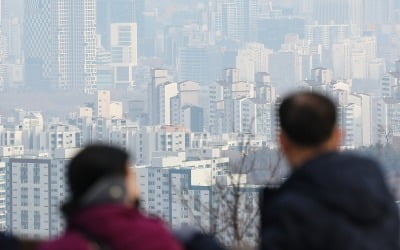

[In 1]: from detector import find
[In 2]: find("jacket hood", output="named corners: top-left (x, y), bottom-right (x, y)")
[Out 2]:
top-left (41, 204), bottom-right (183, 250)
top-left (283, 152), bottom-right (394, 224)
top-left (70, 204), bottom-right (139, 237)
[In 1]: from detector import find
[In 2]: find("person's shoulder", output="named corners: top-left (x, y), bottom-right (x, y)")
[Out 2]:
top-left (39, 232), bottom-right (89, 250)
top-left (134, 214), bottom-right (175, 238)
top-left (338, 151), bottom-right (379, 163)
top-left (129, 213), bottom-right (183, 250)
top-left (265, 187), bottom-right (319, 217)
top-left (337, 152), bottom-right (384, 175)
top-left (330, 152), bottom-right (379, 166)
top-left (132, 212), bottom-right (169, 229)
top-left (304, 152), bottom-right (383, 178)
top-left (310, 151), bottom-right (378, 167)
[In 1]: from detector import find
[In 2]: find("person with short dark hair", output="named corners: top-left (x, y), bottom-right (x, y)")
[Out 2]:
top-left (39, 145), bottom-right (183, 250)
top-left (260, 92), bottom-right (400, 250)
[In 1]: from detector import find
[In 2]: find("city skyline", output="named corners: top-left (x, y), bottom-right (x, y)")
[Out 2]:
top-left (0, 0), bottom-right (400, 247)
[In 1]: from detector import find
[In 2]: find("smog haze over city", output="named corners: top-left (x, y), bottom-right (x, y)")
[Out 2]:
top-left (1, 0), bottom-right (400, 247)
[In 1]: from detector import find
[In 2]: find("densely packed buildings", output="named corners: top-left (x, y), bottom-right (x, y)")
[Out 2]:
top-left (0, 0), bottom-right (399, 247)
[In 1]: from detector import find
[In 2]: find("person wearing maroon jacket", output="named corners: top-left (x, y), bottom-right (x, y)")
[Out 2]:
top-left (1, 144), bottom-right (226, 250)
top-left (39, 145), bottom-right (183, 250)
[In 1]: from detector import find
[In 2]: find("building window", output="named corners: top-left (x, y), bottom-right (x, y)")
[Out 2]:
top-left (33, 165), bottom-right (40, 184)
top-left (20, 166), bottom-right (28, 184)
top-left (194, 193), bottom-right (201, 212)
top-left (195, 215), bottom-right (201, 224)
top-left (34, 211), bottom-right (40, 230)
top-left (21, 210), bottom-right (28, 230)
top-left (34, 188), bottom-right (40, 207)
top-left (21, 188), bottom-right (29, 207)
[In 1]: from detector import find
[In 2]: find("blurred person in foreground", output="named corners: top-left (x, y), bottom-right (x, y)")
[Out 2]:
top-left (1, 145), bottom-right (225, 250)
top-left (260, 92), bottom-right (399, 250)
top-left (40, 145), bottom-right (182, 250)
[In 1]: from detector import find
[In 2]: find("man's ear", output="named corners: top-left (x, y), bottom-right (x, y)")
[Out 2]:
top-left (331, 127), bottom-right (343, 149)
top-left (279, 131), bottom-right (288, 154)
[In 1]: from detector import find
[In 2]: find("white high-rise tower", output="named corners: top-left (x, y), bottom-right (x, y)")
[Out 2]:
top-left (24, 0), bottom-right (97, 93)
top-left (209, 0), bottom-right (258, 42)
top-left (58, 0), bottom-right (97, 93)
top-left (110, 23), bottom-right (137, 88)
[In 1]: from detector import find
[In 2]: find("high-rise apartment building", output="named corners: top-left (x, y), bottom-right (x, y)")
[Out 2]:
top-left (0, 162), bottom-right (5, 231)
top-left (177, 46), bottom-right (222, 84)
top-left (110, 23), bottom-right (137, 88)
top-left (157, 82), bottom-right (179, 125)
top-left (332, 40), bottom-right (351, 79)
top-left (334, 90), bottom-right (373, 147)
top-left (42, 124), bottom-right (81, 157)
top-left (133, 126), bottom-right (187, 165)
top-left (210, 0), bottom-right (258, 42)
top-left (0, 0), bottom-right (4, 91)
top-left (1, 0), bottom-right (6, 61)
top-left (1, 0), bottom-right (23, 62)
top-left (0, 0), bottom-right (4, 60)
top-left (332, 37), bottom-right (378, 80)
top-left (148, 69), bottom-right (169, 125)
top-left (170, 81), bottom-right (204, 131)
top-left (305, 24), bottom-right (350, 50)
top-left (6, 158), bottom-right (58, 238)
top-left (257, 17), bottom-right (305, 51)
top-left (24, 0), bottom-right (97, 92)
top-left (0, 0), bottom-right (3, 29)
top-left (363, 0), bottom-right (394, 26)
top-left (268, 51), bottom-right (301, 87)
top-left (95, 90), bottom-right (123, 119)
top-left (95, 90), bottom-right (111, 118)
top-left (236, 43), bottom-right (272, 82)
top-left (312, 0), bottom-right (363, 26)
top-left (5, 148), bottom-right (78, 238)
top-left (137, 150), bottom-right (229, 226)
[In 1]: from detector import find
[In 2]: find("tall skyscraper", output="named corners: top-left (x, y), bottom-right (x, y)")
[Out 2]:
top-left (363, 0), bottom-right (393, 25)
top-left (110, 23), bottom-right (137, 88)
top-left (0, 162), bottom-right (5, 231)
top-left (312, 0), bottom-right (363, 26)
top-left (0, 0), bottom-right (4, 91)
top-left (257, 17), bottom-right (305, 51)
top-left (236, 43), bottom-right (272, 82)
top-left (24, 0), bottom-right (57, 89)
top-left (210, 0), bottom-right (258, 42)
top-left (24, 0), bottom-right (97, 92)
top-left (0, 0), bottom-right (3, 51)
top-left (305, 24), bottom-right (350, 50)
top-left (1, 0), bottom-right (24, 62)
top-left (148, 69), bottom-right (169, 125)
top-left (268, 51), bottom-right (301, 87)
top-left (1, 0), bottom-right (5, 59)
top-left (177, 46), bottom-right (222, 84)
top-left (332, 40), bottom-right (351, 79)
top-left (97, 0), bottom-right (143, 49)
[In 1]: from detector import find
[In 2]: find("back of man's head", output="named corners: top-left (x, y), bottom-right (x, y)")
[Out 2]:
top-left (279, 92), bottom-right (337, 147)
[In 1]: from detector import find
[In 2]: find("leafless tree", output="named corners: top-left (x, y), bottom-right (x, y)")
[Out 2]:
top-left (378, 124), bottom-right (394, 146)
top-left (208, 130), bottom-right (282, 249)
top-left (173, 117), bottom-right (284, 249)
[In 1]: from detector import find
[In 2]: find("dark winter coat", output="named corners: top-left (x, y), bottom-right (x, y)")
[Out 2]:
top-left (39, 204), bottom-right (183, 250)
top-left (260, 152), bottom-right (400, 250)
